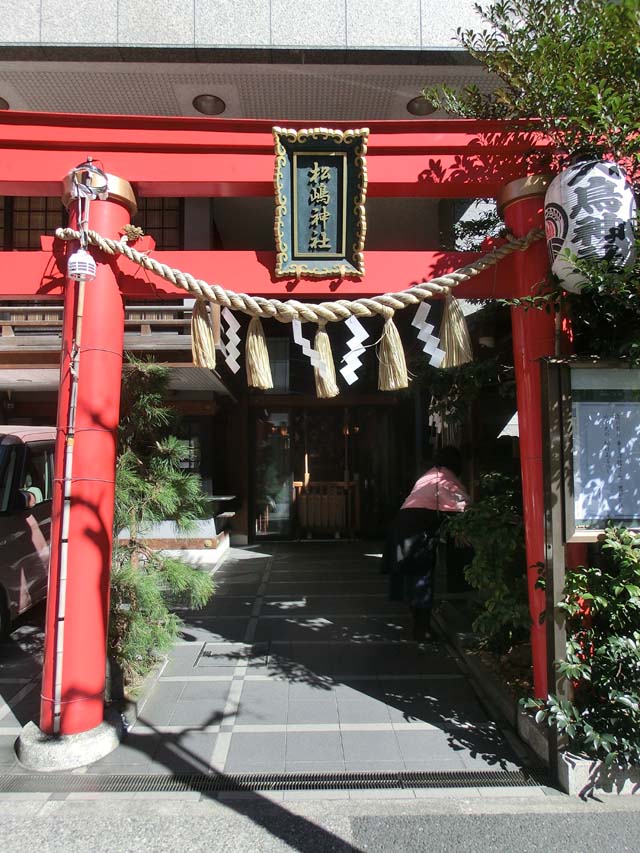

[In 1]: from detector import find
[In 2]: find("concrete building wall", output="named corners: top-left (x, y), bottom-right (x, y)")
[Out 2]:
top-left (0, 0), bottom-right (481, 53)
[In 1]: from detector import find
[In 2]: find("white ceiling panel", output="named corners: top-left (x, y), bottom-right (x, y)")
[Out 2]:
top-left (0, 61), bottom-right (495, 120)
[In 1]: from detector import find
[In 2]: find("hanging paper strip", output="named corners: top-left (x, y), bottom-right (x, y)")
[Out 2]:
top-left (428, 411), bottom-right (444, 434)
top-left (221, 307), bottom-right (241, 374)
top-left (292, 319), bottom-right (327, 377)
top-left (339, 315), bottom-right (369, 385)
top-left (411, 302), bottom-right (446, 368)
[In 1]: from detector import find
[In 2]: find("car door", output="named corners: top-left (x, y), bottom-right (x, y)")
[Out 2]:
top-left (0, 440), bottom-right (53, 617)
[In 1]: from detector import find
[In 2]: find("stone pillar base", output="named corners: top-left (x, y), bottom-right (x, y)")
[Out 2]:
top-left (16, 710), bottom-right (123, 772)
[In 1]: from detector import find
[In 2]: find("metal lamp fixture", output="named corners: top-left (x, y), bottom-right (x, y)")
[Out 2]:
top-left (65, 157), bottom-right (109, 283)
top-left (192, 94), bottom-right (226, 116)
top-left (66, 247), bottom-right (97, 282)
top-left (406, 96), bottom-right (437, 117)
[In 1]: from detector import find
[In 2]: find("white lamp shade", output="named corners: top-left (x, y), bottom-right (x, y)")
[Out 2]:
top-left (66, 248), bottom-right (97, 282)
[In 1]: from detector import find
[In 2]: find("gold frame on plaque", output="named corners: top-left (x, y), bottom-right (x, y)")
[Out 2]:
top-left (273, 126), bottom-right (369, 278)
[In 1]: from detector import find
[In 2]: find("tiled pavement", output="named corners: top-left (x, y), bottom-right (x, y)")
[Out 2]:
top-left (0, 611), bottom-right (45, 770)
top-left (0, 543), bottom-right (535, 785)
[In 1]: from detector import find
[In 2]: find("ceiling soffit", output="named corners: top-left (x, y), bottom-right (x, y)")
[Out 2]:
top-left (0, 61), bottom-right (495, 120)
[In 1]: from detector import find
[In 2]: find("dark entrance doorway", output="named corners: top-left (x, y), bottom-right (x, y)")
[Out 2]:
top-left (251, 404), bottom-right (407, 541)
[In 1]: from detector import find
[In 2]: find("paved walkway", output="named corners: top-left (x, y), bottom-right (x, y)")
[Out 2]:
top-left (0, 611), bottom-right (43, 766)
top-left (1, 542), bottom-right (532, 782)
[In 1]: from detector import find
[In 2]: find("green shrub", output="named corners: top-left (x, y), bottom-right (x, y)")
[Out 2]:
top-left (108, 357), bottom-right (215, 684)
top-left (423, 0), bottom-right (640, 170)
top-left (110, 551), bottom-right (213, 683)
top-left (444, 473), bottom-right (529, 650)
top-left (526, 527), bottom-right (640, 767)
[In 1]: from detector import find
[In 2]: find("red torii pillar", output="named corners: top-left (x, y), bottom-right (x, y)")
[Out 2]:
top-left (38, 172), bottom-right (135, 741)
top-left (498, 175), bottom-right (554, 699)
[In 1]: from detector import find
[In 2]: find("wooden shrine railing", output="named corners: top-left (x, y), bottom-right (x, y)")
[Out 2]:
top-left (0, 303), bottom-right (220, 352)
top-left (294, 480), bottom-right (360, 539)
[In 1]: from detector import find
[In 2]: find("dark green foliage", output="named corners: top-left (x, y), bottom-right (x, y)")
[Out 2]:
top-left (500, 238), bottom-right (640, 363)
top-left (118, 358), bottom-right (174, 452)
top-left (525, 527), bottom-right (640, 767)
top-left (444, 473), bottom-right (530, 650)
top-left (566, 240), bottom-right (640, 364)
top-left (427, 0), bottom-right (640, 364)
top-left (418, 358), bottom-right (513, 427)
top-left (109, 559), bottom-right (183, 678)
top-left (424, 0), bottom-right (640, 170)
top-left (109, 356), bottom-right (214, 684)
top-left (115, 439), bottom-right (208, 538)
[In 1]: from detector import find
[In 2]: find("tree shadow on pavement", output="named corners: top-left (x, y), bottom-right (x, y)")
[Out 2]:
top-left (118, 709), bottom-right (361, 853)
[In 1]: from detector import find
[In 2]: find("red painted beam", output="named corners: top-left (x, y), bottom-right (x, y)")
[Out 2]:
top-left (0, 247), bottom-right (526, 300)
top-left (0, 111), bottom-right (554, 198)
top-left (0, 111), bottom-right (553, 151)
top-left (0, 149), bottom-right (552, 199)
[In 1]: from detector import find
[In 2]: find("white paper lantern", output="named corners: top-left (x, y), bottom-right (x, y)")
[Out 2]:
top-left (544, 159), bottom-right (636, 293)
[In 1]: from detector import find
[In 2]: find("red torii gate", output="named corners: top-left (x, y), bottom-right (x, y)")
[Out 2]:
top-left (0, 111), bottom-right (555, 747)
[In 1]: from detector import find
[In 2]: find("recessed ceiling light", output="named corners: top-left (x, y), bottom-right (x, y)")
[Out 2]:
top-left (0, 97), bottom-right (9, 110)
top-left (406, 96), bottom-right (437, 117)
top-left (192, 94), bottom-right (226, 116)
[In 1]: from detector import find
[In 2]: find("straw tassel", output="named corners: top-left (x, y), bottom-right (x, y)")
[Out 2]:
top-left (245, 317), bottom-right (273, 389)
top-left (191, 300), bottom-right (217, 369)
top-left (440, 294), bottom-right (473, 368)
top-left (378, 316), bottom-right (409, 391)
top-left (313, 324), bottom-right (339, 398)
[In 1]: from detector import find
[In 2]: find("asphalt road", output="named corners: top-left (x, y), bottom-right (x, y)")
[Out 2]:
top-left (1, 794), bottom-right (640, 853)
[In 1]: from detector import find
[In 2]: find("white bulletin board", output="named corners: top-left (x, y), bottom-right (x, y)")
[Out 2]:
top-left (568, 367), bottom-right (640, 539)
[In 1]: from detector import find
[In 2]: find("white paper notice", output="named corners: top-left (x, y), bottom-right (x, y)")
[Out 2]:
top-left (573, 401), bottom-right (640, 525)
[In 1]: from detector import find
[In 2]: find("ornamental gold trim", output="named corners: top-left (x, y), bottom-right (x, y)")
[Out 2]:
top-left (272, 126), bottom-right (369, 279)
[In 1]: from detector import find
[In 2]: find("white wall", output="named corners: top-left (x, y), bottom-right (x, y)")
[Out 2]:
top-left (1, 0), bottom-right (482, 52)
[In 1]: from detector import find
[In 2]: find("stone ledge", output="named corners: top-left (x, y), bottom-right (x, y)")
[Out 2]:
top-left (106, 650), bottom-right (167, 732)
top-left (559, 752), bottom-right (640, 798)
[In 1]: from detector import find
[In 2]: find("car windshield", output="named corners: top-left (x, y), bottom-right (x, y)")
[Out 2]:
top-left (0, 444), bottom-right (19, 513)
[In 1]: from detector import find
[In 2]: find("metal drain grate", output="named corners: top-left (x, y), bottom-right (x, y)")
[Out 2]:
top-left (0, 769), bottom-right (548, 794)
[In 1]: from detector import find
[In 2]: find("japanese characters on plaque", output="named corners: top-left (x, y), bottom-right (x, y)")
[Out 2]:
top-left (544, 159), bottom-right (636, 293)
top-left (304, 159), bottom-right (334, 253)
top-left (273, 127), bottom-right (368, 278)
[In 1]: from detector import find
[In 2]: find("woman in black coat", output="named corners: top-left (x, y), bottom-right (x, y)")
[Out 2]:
top-left (383, 446), bottom-right (470, 642)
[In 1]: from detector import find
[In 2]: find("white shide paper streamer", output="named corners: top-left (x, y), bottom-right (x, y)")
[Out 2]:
top-left (221, 307), bottom-right (241, 374)
top-left (411, 302), bottom-right (446, 368)
top-left (291, 319), bottom-right (328, 378)
top-left (339, 315), bottom-right (369, 385)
